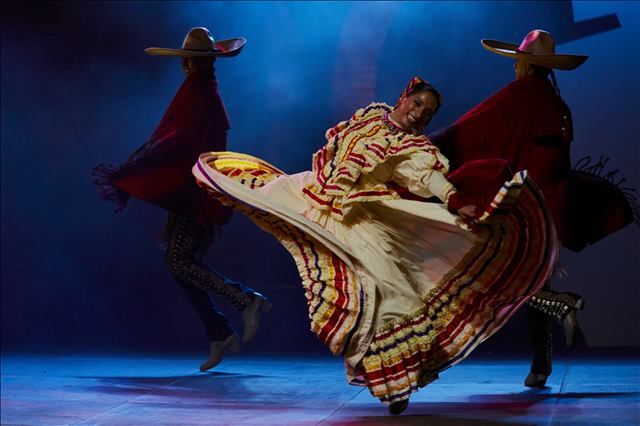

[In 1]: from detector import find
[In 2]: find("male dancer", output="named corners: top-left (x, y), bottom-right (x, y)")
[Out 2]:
top-left (431, 29), bottom-right (634, 387)
top-left (93, 27), bottom-right (270, 372)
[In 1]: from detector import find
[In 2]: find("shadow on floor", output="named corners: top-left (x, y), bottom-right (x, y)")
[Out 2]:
top-left (322, 412), bottom-right (532, 426)
top-left (77, 372), bottom-right (268, 398)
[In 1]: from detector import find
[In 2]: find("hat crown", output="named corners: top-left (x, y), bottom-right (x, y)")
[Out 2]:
top-left (181, 27), bottom-right (216, 51)
top-left (518, 29), bottom-right (555, 56)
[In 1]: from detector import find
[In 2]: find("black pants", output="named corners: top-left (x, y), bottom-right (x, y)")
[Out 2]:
top-left (164, 214), bottom-right (255, 342)
top-left (526, 296), bottom-right (553, 375)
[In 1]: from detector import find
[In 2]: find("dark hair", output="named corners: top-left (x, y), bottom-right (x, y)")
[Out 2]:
top-left (530, 64), bottom-right (551, 77)
top-left (188, 55), bottom-right (215, 67)
top-left (408, 82), bottom-right (444, 112)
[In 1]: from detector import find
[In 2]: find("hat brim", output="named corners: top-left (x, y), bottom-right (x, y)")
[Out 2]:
top-left (145, 37), bottom-right (246, 58)
top-left (481, 39), bottom-right (588, 70)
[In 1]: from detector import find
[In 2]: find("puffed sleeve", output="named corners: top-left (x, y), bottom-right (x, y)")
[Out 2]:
top-left (391, 151), bottom-right (456, 204)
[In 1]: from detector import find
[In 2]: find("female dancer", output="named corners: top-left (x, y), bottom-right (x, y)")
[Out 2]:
top-left (192, 77), bottom-right (557, 414)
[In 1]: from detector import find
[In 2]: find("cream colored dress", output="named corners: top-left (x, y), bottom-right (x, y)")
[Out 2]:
top-left (192, 103), bottom-right (558, 405)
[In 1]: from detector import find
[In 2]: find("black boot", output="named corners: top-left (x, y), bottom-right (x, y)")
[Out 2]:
top-left (527, 289), bottom-right (585, 348)
top-left (389, 399), bottom-right (409, 415)
top-left (524, 371), bottom-right (549, 388)
top-left (241, 292), bottom-right (272, 343)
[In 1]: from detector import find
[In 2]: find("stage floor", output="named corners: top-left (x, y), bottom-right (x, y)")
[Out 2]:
top-left (1, 352), bottom-right (638, 425)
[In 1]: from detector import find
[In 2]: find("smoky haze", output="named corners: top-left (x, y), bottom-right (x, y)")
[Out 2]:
top-left (1, 1), bottom-right (638, 353)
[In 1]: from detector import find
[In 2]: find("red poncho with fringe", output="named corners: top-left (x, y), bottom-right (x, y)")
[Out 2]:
top-left (92, 67), bottom-right (232, 226)
top-left (430, 74), bottom-right (636, 251)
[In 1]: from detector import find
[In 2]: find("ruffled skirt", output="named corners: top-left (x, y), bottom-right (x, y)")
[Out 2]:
top-left (192, 152), bottom-right (558, 404)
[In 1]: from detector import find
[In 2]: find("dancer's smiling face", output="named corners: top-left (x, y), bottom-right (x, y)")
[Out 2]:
top-left (391, 90), bottom-right (439, 132)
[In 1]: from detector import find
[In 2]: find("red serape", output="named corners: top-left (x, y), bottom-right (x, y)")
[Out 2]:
top-left (92, 67), bottom-right (231, 226)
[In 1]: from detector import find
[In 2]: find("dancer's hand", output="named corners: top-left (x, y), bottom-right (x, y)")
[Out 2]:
top-left (456, 205), bottom-right (477, 223)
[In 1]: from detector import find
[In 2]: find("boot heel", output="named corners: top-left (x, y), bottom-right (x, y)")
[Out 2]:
top-left (524, 371), bottom-right (548, 388)
top-left (565, 292), bottom-right (585, 310)
top-left (200, 334), bottom-right (241, 372)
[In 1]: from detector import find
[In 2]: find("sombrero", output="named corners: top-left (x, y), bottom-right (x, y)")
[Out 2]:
top-left (145, 27), bottom-right (246, 58)
top-left (481, 29), bottom-right (587, 70)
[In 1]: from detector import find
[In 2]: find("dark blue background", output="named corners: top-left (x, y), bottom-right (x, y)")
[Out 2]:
top-left (2, 1), bottom-right (638, 354)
